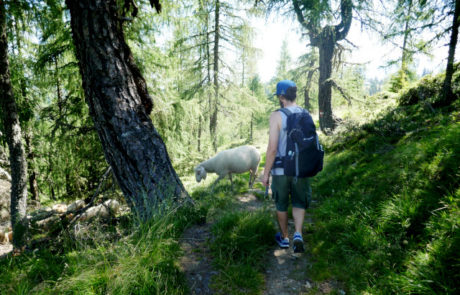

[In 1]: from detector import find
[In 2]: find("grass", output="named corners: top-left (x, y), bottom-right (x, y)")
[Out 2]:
top-left (190, 171), bottom-right (275, 295)
top-left (307, 73), bottom-right (460, 294)
top-left (209, 210), bottom-right (275, 294)
top-left (0, 203), bottom-right (205, 295)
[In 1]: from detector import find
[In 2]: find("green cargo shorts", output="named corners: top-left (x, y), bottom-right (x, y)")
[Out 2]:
top-left (271, 175), bottom-right (311, 212)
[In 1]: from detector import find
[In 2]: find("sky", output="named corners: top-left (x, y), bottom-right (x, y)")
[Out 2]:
top-left (252, 14), bottom-right (449, 83)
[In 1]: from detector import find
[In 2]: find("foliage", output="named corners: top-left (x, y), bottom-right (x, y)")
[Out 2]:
top-left (399, 64), bottom-right (460, 106)
top-left (0, 204), bottom-right (205, 294)
top-left (307, 71), bottom-right (460, 294)
top-left (388, 67), bottom-right (418, 93)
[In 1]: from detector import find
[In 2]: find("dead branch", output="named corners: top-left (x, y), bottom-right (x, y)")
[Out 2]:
top-left (329, 79), bottom-right (352, 106)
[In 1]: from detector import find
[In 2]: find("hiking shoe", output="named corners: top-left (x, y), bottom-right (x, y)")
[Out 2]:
top-left (293, 232), bottom-right (304, 253)
top-left (275, 232), bottom-right (289, 248)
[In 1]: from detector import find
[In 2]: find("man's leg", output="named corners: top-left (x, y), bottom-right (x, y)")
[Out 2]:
top-left (272, 175), bottom-right (290, 246)
top-left (291, 177), bottom-right (311, 235)
top-left (291, 177), bottom-right (311, 253)
top-left (276, 210), bottom-right (289, 239)
top-left (292, 207), bottom-right (305, 234)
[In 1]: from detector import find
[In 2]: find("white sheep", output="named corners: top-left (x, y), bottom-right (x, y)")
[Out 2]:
top-left (194, 145), bottom-right (260, 190)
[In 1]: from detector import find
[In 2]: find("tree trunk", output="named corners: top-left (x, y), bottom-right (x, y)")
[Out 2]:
top-left (401, 0), bottom-right (413, 77)
top-left (13, 15), bottom-right (39, 203)
top-left (66, 0), bottom-right (190, 221)
top-left (25, 132), bottom-right (39, 201)
top-left (198, 113), bottom-right (202, 152)
top-left (0, 2), bottom-right (28, 249)
top-left (318, 28), bottom-right (336, 134)
top-left (55, 58), bottom-right (63, 116)
top-left (304, 59), bottom-right (315, 111)
top-left (440, 0), bottom-right (460, 106)
top-left (210, 0), bottom-right (220, 153)
top-left (250, 112), bottom-right (253, 142)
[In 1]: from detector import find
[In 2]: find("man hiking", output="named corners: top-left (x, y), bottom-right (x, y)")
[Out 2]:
top-left (262, 80), bottom-right (312, 253)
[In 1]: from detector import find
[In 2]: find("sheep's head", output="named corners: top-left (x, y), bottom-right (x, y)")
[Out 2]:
top-left (194, 165), bottom-right (207, 183)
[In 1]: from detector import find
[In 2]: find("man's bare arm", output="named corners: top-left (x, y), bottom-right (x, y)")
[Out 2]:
top-left (262, 111), bottom-right (281, 186)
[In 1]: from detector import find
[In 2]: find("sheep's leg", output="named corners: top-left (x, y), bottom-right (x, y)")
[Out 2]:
top-left (211, 174), bottom-right (225, 192)
top-left (249, 167), bottom-right (258, 189)
top-left (229, 173), bottom-right (233, 191)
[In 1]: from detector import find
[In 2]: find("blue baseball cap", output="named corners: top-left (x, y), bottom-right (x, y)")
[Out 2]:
top-left (275, 80), bottom-right (296, 96)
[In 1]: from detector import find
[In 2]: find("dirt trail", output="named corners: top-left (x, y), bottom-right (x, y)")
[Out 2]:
top-left (179, 169), bottom-right (345, 294)
top-left (179, 223), bottom-right (216, 294)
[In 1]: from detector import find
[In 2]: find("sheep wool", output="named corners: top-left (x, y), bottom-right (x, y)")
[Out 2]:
top-left (195, 145), bottom-right (260, 190)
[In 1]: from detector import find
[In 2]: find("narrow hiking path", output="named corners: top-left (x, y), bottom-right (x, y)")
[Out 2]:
top-left (179, 169), bottom-right (345, 295)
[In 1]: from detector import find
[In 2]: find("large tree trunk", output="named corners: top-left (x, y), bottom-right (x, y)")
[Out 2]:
top-left (66, 0), bottom-right (190, 221)
top-left (0, 2), bottom-right (28, 249)
top-left (440, 0), bottom-right (460, 106)
top-left (318, 28), bottom-right (336, 134)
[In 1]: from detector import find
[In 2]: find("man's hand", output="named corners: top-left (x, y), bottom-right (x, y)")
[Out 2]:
top-left (262, 173), bottom-right (270, 187)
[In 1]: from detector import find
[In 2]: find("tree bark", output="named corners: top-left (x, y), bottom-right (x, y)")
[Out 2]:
top-left (304, 59), bottom-right (316, 111)
top-left (66, 0), bottom-right (190, 221)
top-left (210, 0), bottom-right (220, 152)
top-left (25, 132), bottom-right (39, 201)
top-left (440, 0), bottom-right (460, 106)
top-left (0, 1), bottom-right (28, 249)
top-left (318, 28), bottom-right (336, 134)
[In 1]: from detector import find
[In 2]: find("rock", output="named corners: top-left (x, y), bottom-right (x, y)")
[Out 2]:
top-left (0, 167), bottom-right (11, 182)
top-left (304, 281), bottom-right (312, 289)
top-left (52, 204), bottom-right (68, 214)
top-left (68, 200), bottom-right (85, 212)
top-left (0, 232), bottom-right (6, 244)
top-left (0, 231), bottom-right (13, 244)
top-left (103, 199), bottom-right (120, 214)
top-left (79, 199), bottom-right (119, 222)
top-left (0, 208), bottom-right (9, 221)
top-left (36, 215), bottom-right (60, 231)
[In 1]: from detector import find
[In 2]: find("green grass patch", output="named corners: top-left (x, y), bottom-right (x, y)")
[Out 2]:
top-left (308, 94), bottom-right (460, 294)
top-left (0, 204), bottom-right (205, 295)
top-left (209, 210), bottom-right (275, 294)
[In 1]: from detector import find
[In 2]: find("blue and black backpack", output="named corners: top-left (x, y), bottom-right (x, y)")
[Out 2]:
top-left (274, 108), bottom-right (324, 178)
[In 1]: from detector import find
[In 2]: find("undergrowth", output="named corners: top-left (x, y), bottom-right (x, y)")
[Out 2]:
top-left (308, 73), bottom-right (460, 294)
top-left (0, 204), bottom-right (205, 295)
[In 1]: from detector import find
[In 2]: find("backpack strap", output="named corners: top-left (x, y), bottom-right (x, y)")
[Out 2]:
top-left (277, 107), bottom-right (292, 117)
top-left (273, 108), bottom-right (292, 169)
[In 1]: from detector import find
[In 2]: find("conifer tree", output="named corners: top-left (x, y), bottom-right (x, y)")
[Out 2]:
top-left (65, 0), bottom-right (190, 221)
top-left (0, 0), bottom-right (28, 249)
top-left (291, 0), bottom-right (353, 133)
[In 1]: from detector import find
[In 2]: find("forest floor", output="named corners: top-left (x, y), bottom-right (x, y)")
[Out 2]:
top-left (0, 168), bottom-right (345, 294)
top-left (179, 168), bottom-right (344, 295)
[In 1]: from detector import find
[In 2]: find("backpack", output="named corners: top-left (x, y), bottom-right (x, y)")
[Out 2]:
top-left (274, 107), bottom-right (324, 178)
